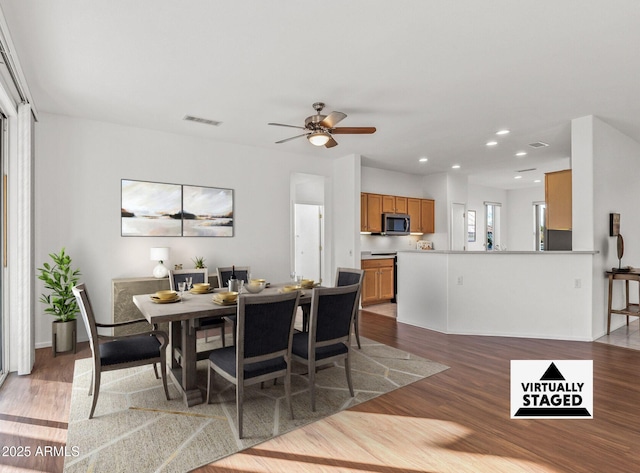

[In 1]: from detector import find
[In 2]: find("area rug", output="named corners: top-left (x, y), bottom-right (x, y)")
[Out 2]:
top-left (64, 337), bottom-right (448, 473)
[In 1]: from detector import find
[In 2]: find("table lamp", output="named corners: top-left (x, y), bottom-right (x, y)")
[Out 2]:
top-left (150, 247), bottom-right (169, 278)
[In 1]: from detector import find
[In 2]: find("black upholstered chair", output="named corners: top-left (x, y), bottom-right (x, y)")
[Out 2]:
top-left (335, 267), bottom-right (364, 348)
top-left (169, 268), bottom-right (227, 347)
top-left (216, 266), bottom-right (251, 346)
top-left (216, 266), bottom-right (251, 289)
top-left (72, 283), bottom-right (170, 419)
top-left (206, 291), bottom-right (299, 438)
top-left (291, 284), bottom-right (361, 411)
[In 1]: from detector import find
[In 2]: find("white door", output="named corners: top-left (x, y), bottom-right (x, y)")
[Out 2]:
top-left (451, 203), bottom-right (466, 251)
top-left (294, 204), bottom-right (323, 282)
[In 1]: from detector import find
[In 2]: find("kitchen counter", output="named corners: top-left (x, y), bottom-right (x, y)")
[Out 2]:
top-left (361, 252), bottom-right (397, 260)
top-left (397, 250), bottom-right (598, 341)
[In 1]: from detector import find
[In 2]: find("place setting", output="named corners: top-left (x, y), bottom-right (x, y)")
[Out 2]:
top-left (149, 289), bottom-right (181, 304)
top-left (190, 282), bottom-right (214, 294)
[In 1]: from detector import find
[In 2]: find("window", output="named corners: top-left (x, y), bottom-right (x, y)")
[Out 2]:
top-left (467, 210), bottom-right (476, 242)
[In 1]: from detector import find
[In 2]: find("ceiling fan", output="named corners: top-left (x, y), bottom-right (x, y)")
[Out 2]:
top-left (268, 102), bottom-right (376, 148)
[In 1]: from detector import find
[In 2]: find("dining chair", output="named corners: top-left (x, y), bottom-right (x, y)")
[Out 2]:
top-left (335, 267), bottom-right (365, 349)
top-left (169, 268), bottom-right (227, 347)
top-left (206, 291), bottom-right (299, 438)
top-left (216, 266), bottom-right (251, 288)
top-left (216, 266), bottom-right (251, 347)
top-left (291, 284), bottom-right (361, 411)
top-left (72, 283), bottom-right (170, 419)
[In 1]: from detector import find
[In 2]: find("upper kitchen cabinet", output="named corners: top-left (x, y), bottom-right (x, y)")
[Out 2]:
top-left (363, 193), bottom-right (435, 234)
top-left (382, 195), bottom-right (407, 214)
top-left (407, 198), bottom-right (435, 233)
top-left (545, 170), bottom-right (572, 230)
top-left (361, 193), bottom-right (383, 233)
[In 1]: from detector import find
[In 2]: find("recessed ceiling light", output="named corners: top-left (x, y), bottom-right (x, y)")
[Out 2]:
top-left (514, 175), bottom-right (522, 179)
top-left (496, 129), bottom-right (510, 135)
top-left (419, 157), bottom-right (428, 162)
top-left (486, 141), bottom-right (498, 146)
top-left (515, 151), bottom-right (527, 157)
top-left (534, 179), bottom-right (541, 183)
top-left (452, 164), bottom-right (461, 169)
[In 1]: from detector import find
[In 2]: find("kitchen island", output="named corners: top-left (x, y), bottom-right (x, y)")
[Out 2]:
top-left (397, 250), bottom-right (598, 341)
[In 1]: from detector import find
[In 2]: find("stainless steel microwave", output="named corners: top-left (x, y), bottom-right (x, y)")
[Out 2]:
top-left (382, 213), bottom-right (410, 235)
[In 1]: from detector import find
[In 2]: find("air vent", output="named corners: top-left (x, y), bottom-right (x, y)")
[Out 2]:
top-left (183, 115), bottom-right (222, 127)
top-left (516, 168), bottom-right (537, 173)
top-left (528, 141), bottom-right (549, 148)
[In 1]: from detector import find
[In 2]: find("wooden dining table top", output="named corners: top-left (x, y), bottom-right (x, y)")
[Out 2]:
top-left (133, 283), bottom-right (313, 325)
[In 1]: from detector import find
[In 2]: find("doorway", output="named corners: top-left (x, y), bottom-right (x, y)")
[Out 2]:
top-left (294, 204), bottom-right (323, 282)
top-left (291, 173), bottom-right (326, 284)
top-left (534, 202), bottom-right (546, 251)
top-left (485, 202), bottom-right (502, 250)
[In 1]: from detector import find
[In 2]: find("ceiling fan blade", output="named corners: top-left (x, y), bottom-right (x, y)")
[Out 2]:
top-left (319, 111), bottom-right (347, 129)
top-left (324, 136), bottom-right (339, 148)
top-left (268, 122), bottom-right (306, 130)
top-left (331, 127), bottom-right (376, 134)
top-left (275, 133), bottom-right (308, 144)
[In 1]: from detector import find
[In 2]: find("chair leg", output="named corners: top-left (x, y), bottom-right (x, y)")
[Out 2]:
top-left (220, 326), bottom-right (226, 348)
top-left (206, 362), bottom-right (214, 404)
top-left (88, 370), bottom-right (94, 396)
top-left (89, 370), bottom-right (101, 419)
top-left (160, 355), bottom-right (170, 401)
top-left (237, 382), bottom-right (244, 439)
top-left (153, 363), bottom-right (160, 379)
top-left (354, 312), bottom-right (361, 349)
top-left (285, 366), bottom-right (294, 419)
top-left (309, 360), bottom-right (317, 412)
top-left (345, 353), bottom-right (355, 397)
top-left (232, 320), bottom-right (237, 346)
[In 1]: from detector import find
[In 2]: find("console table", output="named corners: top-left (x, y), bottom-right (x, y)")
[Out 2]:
top-left (112, 275), bottom-right (219, 336)
top-left (606, 269), bottom-right (640, 334)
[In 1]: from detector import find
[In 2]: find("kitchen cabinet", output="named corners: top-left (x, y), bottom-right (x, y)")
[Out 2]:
top-left (361, 193), bottom-right (383, 232)
top-left (545, 169), bottom-right (572, 230)
top-left (361, 193), bottom-right (434, 234)
top-left (361, 258), bottom-right (394, 306)
top-left (382, 195), bottom-right (407, 214)
top-left (420, 199), bottom-right (435, 234)
top-left (407, 198), bottom-right (421, 232)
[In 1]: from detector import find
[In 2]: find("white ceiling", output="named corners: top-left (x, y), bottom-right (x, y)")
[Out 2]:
top-left (1, 1), bottom-right (639, 190)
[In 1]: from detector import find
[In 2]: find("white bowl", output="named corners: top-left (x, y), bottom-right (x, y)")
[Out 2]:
top-left (245, 282), bottom-right (266, 293)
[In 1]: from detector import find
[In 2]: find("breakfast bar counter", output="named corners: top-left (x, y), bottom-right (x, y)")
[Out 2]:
top-left (397, 250), bottom-right (598, 341)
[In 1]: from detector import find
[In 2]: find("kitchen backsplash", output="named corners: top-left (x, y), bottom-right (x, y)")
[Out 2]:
top-left (360, 234), bottom-right (422, 253)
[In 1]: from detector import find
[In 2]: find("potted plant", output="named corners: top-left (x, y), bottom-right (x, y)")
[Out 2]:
top-left (192, 256), bottom-right (206, 269)
top-left (38, 248), bottom-right (81, 356)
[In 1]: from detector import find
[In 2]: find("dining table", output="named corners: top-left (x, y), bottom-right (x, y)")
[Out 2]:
top-left (133, 283), bottom-right (313, 406)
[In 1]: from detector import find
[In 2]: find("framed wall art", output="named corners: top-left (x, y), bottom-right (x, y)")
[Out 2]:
top-left (121, 179), bottom-right (234, 237)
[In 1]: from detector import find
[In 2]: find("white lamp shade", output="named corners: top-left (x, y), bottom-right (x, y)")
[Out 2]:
top-left (150, 247), bottom-right (169, 262)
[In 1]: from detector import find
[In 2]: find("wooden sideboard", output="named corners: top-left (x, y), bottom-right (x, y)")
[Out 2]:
top-left (112, 275), bottom-right (219, 336)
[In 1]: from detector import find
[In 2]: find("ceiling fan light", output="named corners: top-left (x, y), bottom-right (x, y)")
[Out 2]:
top-left (307, 131), bottom-right (331, 146)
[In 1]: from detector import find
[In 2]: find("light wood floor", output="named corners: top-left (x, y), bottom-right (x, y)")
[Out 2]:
top-left (2, 313), bottom-right (640, 472)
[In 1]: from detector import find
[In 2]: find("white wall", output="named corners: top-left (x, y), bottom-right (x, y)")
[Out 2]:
top-left (333, 154), bottom-right (360, 275)
top-left (34, 113), bottom-right (336, 347)
top-left (586, 116), bottom-right (640, 336)
top-left (421, 173), bottom-right (448, 250)
top-left (506, 186), bottom-right (545, 251)
top-left (361, 166), bottom-right (423, 196)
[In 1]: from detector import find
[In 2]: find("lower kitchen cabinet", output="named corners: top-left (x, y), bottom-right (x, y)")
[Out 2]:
top-left (361, 258), bottom-right (394, 306)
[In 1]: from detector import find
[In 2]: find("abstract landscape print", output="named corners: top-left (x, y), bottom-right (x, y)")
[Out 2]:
top-left (182, 185), bottom-right (233, 237)
top-left (121, 179), bottom-right (234, 237)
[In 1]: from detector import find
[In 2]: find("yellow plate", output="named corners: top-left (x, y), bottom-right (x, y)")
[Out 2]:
top-left (150, 295), bottom-right (181, 304)
top-left (190, 288), bottom-right (214, 294)
top-left (212, 298), bottom-right (236, 306)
